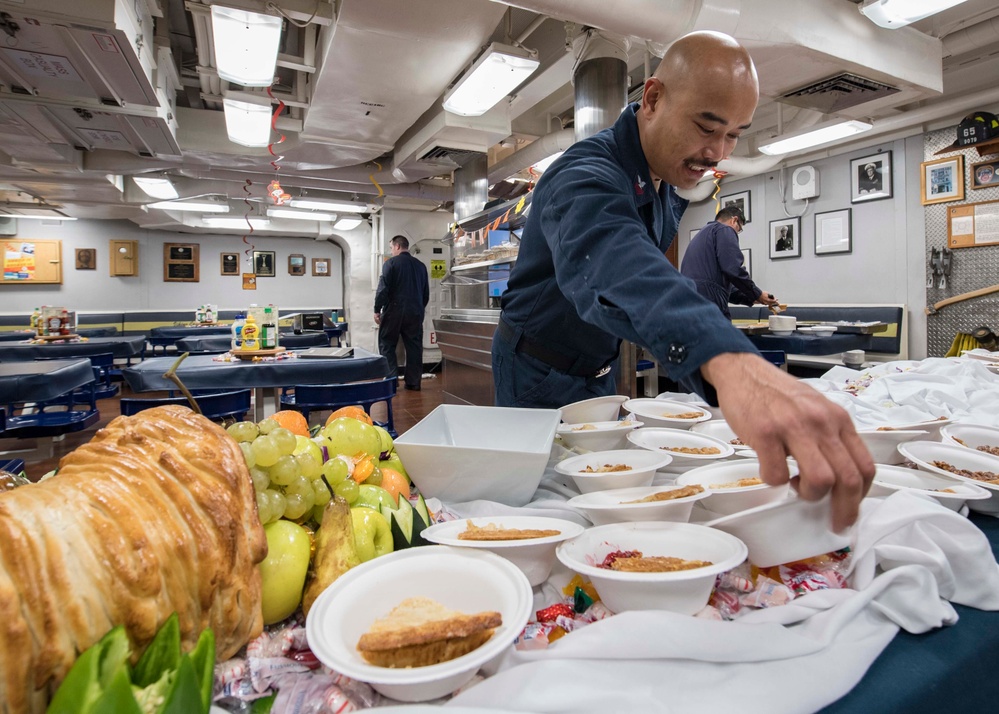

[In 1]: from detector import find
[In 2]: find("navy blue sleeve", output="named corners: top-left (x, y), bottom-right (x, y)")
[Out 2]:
top-left (540, 159), bottom-right (757, 384)
top-left (715, 228), bottom-right (761, 305)
top-left (374, 259), bottom-right (393, 313)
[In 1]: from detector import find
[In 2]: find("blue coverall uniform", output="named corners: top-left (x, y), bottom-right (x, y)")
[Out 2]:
top-left (375, 251), bottom-right (429, 390)
top-left (492, 104), bottom-right (758, 408)
top-left (680, 220), bottom-right (762, 319)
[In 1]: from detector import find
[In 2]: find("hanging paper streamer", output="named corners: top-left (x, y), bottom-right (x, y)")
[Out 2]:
top-left (711, 170), bottom-right (728, 213)
top-left (368, 160), bottom-right (384, 199)
top-left (242, 179), bottom-right (256, 267)
top-left (266, 86), bottom-right (286, 185)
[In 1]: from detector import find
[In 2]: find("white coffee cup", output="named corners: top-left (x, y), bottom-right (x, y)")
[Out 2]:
top-left (843, 349), bottom-right (865, 366)
top-left (768, 315), bottom-right (797, 332)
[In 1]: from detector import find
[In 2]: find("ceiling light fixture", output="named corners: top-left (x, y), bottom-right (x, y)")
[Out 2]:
top-left (210, 6), bottom-right (283, 86)
top-left (287, 198), bottom-right (368, 213)
top-left (148, 198), bottom-right (231, 213)
top-left (223, 96), bottom-right (272, 147)
top-left (333, 217), bottom-right (364, 230)
top-left (859, 0), bottom-right (971, 29)
top-left (1, 212), bottom-right (76, 221)
top-left (758, 119), bottom-right (873, 155)
top-left (267, 208), bottom-right (338, 222)
top-left (443, 42), bottom-right (540, 117)
top-left (132, 176), bottom-right (179, 200)
top-left (202, 216), bottom-right (271, 229)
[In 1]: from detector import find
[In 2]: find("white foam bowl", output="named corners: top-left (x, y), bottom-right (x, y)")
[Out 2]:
top-left (394, 405), bottom-right (561, 507)
top-left (690, 420), bottom-right (752, 450)
top-left (558, 395), bottom-right (629, 424)
top-left (940, 423), bottom-right (999, 454)
top-left (622, 398), bottom-right (712, 429)
top-left (556, 419), bottom-right (643, 451)
top-left (962, 348), bottom-right (999, 363)
top-left (674, 459), bottom-right (793, 516)
top-left (567, 484), bottom-right (712, 526)
top-left (867, 464), bottom-right (991, 512)
top-left (554, 449), bottom-right (673, 494)
top-left (555, 521), bottom-right (747, 614)
top-left (856, 429), bottom-right (928, 465)
top-left (420, 516), bottom-right (585, 586)
top-left (706, 493), bottom-right (852, 567)
top-left (877, 417), bottom-right (952, 441)
top-left (306, 546), bottom-right (532, 702)
top-left (797, 325), bottom-right (838, 337)
top-left (627, 428), bottom-right (735, 472)
top-left (897, 441), bottom-right (999, 514)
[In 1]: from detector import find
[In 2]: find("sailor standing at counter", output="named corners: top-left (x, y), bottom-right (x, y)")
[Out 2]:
top-left (492, 31), bottom-right (873, 529)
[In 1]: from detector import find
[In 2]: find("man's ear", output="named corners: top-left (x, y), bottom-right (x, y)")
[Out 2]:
top-left (642, 77), bottom-right (665, 113)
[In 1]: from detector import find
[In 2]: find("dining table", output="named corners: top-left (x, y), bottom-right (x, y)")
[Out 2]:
top-left (0, 326), bottom-right (118, 342)
top-left (746, 331), bottom-right (879, 355)
top-left (0, 359), bottom-right (95, 405)
top-left (174, 331), bottom-right (330, 353)
top-left (0, 335), bottom-right (148, 362)
top-left (122, 347), bottom-right (389, 420)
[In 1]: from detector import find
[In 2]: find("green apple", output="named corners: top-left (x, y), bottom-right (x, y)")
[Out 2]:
top-left (355, 483), bottom-right (395, 512)
top-left (259, 520), bottom-right (312, 624)
top-left (293, 435), bottom-right (324, 465)
top-left (321, 417), bottom-right (382, 459)
top-left (350, 507), bottom-right (394, 561)
top-left (372, 425), bottom-right (394, 455)
top-left (377, 452), bottom-right (409, 482)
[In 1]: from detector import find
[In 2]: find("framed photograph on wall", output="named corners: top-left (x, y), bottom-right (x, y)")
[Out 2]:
top-left (288, 253), bottom-right (306, 276)
top-left (220, 252), bottom-right (240, 276)
top-left (921, 155), bottom-right (964, 205)
top-left (740, 248), bottom-right (752, 278)
top-left (769, 217), bottom-right (800, 260)
top-left (312, 257), bottom-right (331, 276)
top-left (970, 159), bottom-right (999, 190)
top-left (163, 242), bottom-right (199, 282)
top-left (75, 248), bottom-right (96, 270)
top-left (253, 250), bottom-right (276, 277)
top-left (850, 151), bottom-right (892, 203)
top-left (814, 208), bottom-right (852, 255)
top-left (720, 190), bottom-right (751, 223)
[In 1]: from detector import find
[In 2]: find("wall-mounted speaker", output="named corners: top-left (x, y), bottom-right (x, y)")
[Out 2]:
top-left (0, 216), bottom-right (16, 235)
top-left (792, 165), bottom-right (819, 199)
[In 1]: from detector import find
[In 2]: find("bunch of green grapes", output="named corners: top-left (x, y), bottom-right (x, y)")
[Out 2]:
top-left (226, 418), bottom-right (327, 525)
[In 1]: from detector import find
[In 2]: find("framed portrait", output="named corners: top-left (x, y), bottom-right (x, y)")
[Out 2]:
top-left (75, 248), bottom-right (96, 270)
top-left (312, 257), bottom-right (331, 276)
top-left (921, 155), bottom-right (964, 205)
top-left (288, 253), bottom-right (306, 276)
top-left (769, 217), bottom-right (800, 260)
top-left (220, 252), bottom-right (240, 276)
top-left (850, 151), bottom-right (892, 203)
top-left (252, 250), bottom-right (276, 277)
top-left (970, 159), bottom-right (999, 190)
top-left (740, 248), bottom-right (752, 278)
top-left (689, 228), bottom-right (700, 243)
top-left (163, 242), bottom-right (199, 282)
top-left (814, 208), bottom-right (852, 255)
top-left (720, 190), bottom-right (751, 223)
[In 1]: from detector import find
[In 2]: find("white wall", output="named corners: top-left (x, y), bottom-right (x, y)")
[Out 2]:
top-left (678, 137), bottom-right (928, 359)
top-left (1, 219), bottom-right (344, 313)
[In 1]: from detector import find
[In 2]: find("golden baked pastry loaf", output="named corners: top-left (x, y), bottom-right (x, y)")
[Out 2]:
top-left (357, 597), bottom-right (502, 668)
top-left (0, 405), bottom-right (268, 714)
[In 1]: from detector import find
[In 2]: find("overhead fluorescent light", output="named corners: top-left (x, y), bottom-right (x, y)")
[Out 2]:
top-left (148, 198), bottom-right (231, 213)
top-left (287, 198), bottom-right (368, 213)
top-left (2, 212), bottom-right (76, 221)
top-left (210, 6), bottom-right (282, 86)
top-left (267, 208), bottom-right (337, 221)
top-left (223, 96), bottom-right (272, 147)
top-left (859, 0), bottom-right (970, 28)
top-left (133, 176), bottom-right (178, 200)
top-left (202, 216), bottom-right (271, 229)
top-left (443, 42), bottom-right (540, 117)
top-left (333, 217), bottom-right (364, 230)
top-left (758, 120), bottom-right (873, 155)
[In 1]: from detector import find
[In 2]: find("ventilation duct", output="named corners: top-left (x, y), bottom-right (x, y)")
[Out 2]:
top-left (453, 153), bottom-right (489, 222)
top-left (572, 30), bottom-right (630, 142)
top-left (779, 73), bottom-right (900, 114)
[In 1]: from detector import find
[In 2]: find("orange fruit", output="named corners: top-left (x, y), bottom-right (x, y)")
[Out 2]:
top-left (380, 468), bottom-right (410, 506)
top-left (325, 405), bottom-right (374, 426)
top-left (271, 410), bottom-right (310, 437)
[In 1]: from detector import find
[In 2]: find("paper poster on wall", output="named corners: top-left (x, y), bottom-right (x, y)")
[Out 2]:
top-left (430, 259), bottom-right (447, 279)
top-left (3, 241), bottom-right (35, 280)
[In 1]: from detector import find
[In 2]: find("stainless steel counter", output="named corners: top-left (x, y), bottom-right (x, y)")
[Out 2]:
top-left (434, 310), bottom-right (500, 406)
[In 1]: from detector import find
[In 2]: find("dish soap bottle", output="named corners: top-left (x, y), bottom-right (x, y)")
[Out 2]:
top-left (241, 313), bottom-right (259, 350)
top-left (231, 312), bottom-right (245, 350)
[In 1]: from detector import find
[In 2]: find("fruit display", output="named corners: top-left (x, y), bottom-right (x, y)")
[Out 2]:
top-left (259, 520), bottom-right (313, 625)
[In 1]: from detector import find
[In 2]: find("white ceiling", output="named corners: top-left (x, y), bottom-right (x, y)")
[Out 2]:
top-left (0, 0), bottom-right (996, 234)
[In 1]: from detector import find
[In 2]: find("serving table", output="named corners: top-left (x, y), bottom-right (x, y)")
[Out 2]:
top-left (123, 347), bottom-right (388, 420)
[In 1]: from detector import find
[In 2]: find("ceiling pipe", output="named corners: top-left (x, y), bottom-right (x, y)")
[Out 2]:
top-left (943, 15), bottom-right (999, 58)
top-left (487, 128), bottom-right (575, 183)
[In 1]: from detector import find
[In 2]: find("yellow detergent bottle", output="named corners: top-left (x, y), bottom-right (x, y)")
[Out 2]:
top-left (241, 313), bottom-right (260, 350)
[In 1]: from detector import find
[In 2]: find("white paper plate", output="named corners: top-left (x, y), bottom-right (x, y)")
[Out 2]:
top-left (897, 441), bottom-right (999, 514)
top-left (867, 463), bottom-right (991, 511)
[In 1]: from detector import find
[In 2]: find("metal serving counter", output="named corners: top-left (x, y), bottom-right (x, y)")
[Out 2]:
top-left (434, 309), bottom-right (500, 406)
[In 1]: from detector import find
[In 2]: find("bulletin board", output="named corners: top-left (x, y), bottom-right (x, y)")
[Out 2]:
top-left (947, 198), bottom-right (999, 248)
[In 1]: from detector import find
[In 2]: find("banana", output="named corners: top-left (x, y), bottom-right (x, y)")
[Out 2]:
top-left (302, 495), bottom-right (362, 616)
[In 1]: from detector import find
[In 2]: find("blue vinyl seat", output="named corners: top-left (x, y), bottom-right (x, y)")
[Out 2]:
top-left (3, 380), bottom-right (99, 439)
top-left (280, 377), bottom-right (397, 436)
top-left (35, 353), bottom-right (119, 402)
top-left (119, 389), bottom-right (252, 422)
